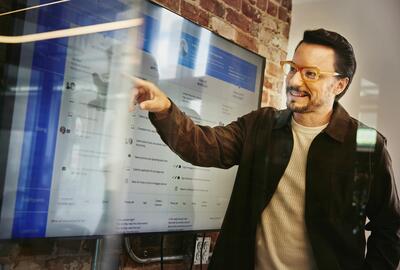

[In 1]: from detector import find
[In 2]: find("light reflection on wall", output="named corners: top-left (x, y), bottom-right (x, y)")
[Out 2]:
top-left (358, 78), bottom-right (379, 128)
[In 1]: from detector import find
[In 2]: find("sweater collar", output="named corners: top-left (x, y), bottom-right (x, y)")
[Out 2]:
top-left (273, 102), bottom-right (350, 143)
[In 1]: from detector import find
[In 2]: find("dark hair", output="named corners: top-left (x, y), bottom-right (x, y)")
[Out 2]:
top-left (296, 28), bottom-right (357, 100)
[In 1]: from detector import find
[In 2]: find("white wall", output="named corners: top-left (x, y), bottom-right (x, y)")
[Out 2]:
top-left (288, 0), bottom-right (400, 187)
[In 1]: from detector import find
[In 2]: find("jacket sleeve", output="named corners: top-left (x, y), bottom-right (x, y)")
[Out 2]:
top-left (364, 138), bottom-right (400, 269)
top-left (148, 101), bottom-right (253, 169)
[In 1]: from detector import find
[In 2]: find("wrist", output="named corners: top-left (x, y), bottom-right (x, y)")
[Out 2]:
top-left (154, 99), bottom-right (172, 119)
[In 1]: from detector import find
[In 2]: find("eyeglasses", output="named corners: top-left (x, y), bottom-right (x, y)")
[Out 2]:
top-left (280, 60), bottom-right (342, 82)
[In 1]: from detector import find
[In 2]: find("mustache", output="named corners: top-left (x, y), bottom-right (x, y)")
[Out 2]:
top-left (286, 86), bottom-right (299, 93)
top-left (286, 86), bottom-right (310, 96)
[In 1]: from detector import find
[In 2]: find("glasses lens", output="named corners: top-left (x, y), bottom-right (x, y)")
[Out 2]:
top-left (302, 68), bottom-right (319, 81)
top-left (282, 62), bottom-right (296, 75)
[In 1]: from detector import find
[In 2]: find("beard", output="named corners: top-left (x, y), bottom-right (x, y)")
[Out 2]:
top-left (287, 99), bottom-right (309, 113)
top-left (286, 86), bottom-right (312, 113)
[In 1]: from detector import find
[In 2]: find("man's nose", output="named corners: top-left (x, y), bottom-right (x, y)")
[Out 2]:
top-left (287, 70), bottom-right (304, 87)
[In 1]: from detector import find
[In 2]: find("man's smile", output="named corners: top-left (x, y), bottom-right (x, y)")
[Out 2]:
top-left (288, 89), bottom-right (310, 98)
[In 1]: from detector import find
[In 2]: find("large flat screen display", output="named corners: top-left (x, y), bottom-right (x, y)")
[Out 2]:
top-left (0, 0), bottom-right (264, 238)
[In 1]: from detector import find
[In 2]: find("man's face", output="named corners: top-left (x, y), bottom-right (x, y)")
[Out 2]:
top-left (286, 43), bottom-right (344, 114)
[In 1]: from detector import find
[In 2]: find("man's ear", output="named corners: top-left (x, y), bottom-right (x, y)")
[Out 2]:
top-left (335, 77), bottom-right (349, 96)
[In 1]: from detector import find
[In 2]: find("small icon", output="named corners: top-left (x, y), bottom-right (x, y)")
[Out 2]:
top-left (66, 82), bottom-right (76, 90)
top-left (180, 39), bottom-right (189, 57)
top-left (59, 126), bottom-right (66, 134)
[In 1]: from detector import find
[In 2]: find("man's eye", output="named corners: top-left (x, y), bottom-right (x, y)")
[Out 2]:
top-left (289, 66), bottom-right (297, 73)
top-left (304, 69), bottom-right (317, 79)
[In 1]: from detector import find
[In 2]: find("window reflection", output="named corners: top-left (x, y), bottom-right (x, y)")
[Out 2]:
top-left (153, 10), bottom-right (183, 80)
top-left (358, 78), bottom-right (379, 129)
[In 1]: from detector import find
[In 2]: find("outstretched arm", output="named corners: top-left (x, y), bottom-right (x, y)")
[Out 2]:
top-left (130, 79), bottom-right (248, 168)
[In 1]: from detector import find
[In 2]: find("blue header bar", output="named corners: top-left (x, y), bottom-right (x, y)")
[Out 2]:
top-left (206, 46), bottom-right (257, 92)
top-left (142, 16), bottom-right (258, 92)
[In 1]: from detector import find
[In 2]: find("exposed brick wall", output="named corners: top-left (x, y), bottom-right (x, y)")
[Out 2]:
top-left (0, 239), bottom-right (93, 270)
top-left (153, 0), bottom-right (292, 107)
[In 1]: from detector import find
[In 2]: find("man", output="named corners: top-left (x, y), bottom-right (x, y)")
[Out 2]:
top-left (132, 29), bottom-right (400, 269)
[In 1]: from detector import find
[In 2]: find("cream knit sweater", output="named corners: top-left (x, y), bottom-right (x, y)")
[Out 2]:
top-left (255, 118), bottom-right (328, 270)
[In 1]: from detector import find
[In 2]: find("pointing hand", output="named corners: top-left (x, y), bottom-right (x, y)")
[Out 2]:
top-left (129, 78), bottom-right (171, 114)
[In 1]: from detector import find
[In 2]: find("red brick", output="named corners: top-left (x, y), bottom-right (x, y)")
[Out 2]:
top-left (198, 9), bottom-right (210, 26)
top-left (242, 1), bottom-right (254, 18)
top-left (282, 23), bottom-right (290, 38)
top-left (46, 256), bottom-right (91, 270)
top-left (222, 0), bottom-right (242, 11)
top-left (235, 31), bottom-right (258, 52)
top-left (286, 14), bottom-right (291, 24)
top-left (155, 0), bottom-right (180, 12)
top-left (256, 0), bottom-right (267, 11)
top-left (181, 1), bottom-right (199, 23)
top-left (267, 1), bottom-right (278, 17)
top-left (199, 0), bottom-right (225, 18)
top-left (242, 1), bottom-right (262, 22)
top-left (226, 8), bottom-right (251, 32)
top-left (282, 0), bottom-right (292, 11)
top-left (200, 0), bottom-right (215, 13)
top-left (278, 6), bottom-right (289, 22)
top-left (254, 9), bottom-right (262, 22)
top-left (181, 1), bottom-right (211, 26)
top-left (215, 1), bottom-right (226, 17)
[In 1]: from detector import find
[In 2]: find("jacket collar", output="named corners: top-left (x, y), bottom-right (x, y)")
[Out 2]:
top-left (324, 102), bottom-right (351, 143)
top-left (272, 102), bottom-right (350, 143)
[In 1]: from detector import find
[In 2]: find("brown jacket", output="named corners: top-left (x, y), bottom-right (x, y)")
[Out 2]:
top-left (149, 101), bottom-right (400, 270)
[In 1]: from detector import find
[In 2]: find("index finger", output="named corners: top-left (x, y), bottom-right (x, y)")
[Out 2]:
top-left (121, 73), bottom-right (151, 88)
